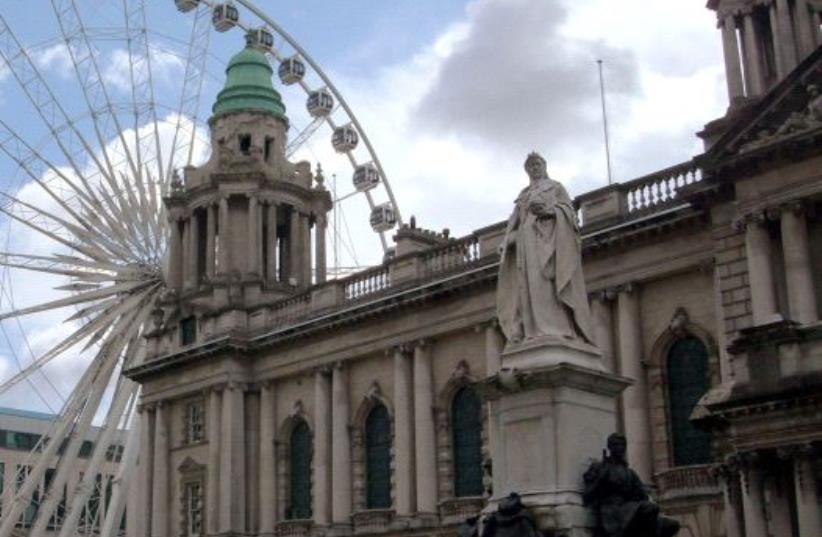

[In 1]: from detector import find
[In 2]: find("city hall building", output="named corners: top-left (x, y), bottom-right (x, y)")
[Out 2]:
top-left (125, 1), bottom-right (822, 537)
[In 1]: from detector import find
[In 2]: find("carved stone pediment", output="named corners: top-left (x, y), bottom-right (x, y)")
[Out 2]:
top-left (706, 47), bottom-right (822, 164)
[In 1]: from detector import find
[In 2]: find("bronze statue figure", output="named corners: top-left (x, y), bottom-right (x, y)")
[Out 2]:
top-left (480, 493), bottom-right (540, 537)
top-left (583, 434), bottom-right (680, 537)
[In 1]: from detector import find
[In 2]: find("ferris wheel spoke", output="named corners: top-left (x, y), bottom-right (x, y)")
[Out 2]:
top-left (99, 409), bottom-right (139, 537)
top-left (51, 374), bottom-right (137, 537)
top-left (0, 308), bottom-right (141, 537)
top-left (0, 190), bottom-right (137, 264)
top-left (0, 279), bottom-right (153, 322)
top-left (165, 2), bottom-right (211, 180)
top-left (123, 0), bottom-right (166, 187)
top-left (286, 113), bottom-right (332, 158)
top-left (0, 285), bottom-right (158, 399)
top-left (0, 17), bottom-right (117, 191)
top-left (49, 0), bottom-right (142, 184)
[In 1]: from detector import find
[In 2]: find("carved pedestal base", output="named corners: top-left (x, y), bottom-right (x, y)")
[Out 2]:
top-left (484, 343), bottom-right (630, 537)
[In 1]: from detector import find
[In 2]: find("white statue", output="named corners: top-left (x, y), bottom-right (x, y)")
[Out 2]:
top-left (497, 152), bottom-right (595, 345)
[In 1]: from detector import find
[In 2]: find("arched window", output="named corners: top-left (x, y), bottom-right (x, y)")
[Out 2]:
top-left (667, 337), bottom-right (712, 466)
top-left (288, 420), bottom-right (312, 519)
top-left (451, 386), bottom-right (483, 497)
top-left (365, 404), bottom-right (391, 509)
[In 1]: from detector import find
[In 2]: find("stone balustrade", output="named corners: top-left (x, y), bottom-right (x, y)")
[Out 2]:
top-left (656, 464), bottom-right (720, 501)
top-left (576, 160), bottom-right (703, 229)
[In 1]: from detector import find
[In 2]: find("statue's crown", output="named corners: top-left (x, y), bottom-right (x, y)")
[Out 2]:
top-left (525, 151), bottom-right (545, 166)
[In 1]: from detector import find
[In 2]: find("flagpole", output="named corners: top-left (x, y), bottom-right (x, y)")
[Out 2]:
top-left (597, 59), bottom-right (614, 185)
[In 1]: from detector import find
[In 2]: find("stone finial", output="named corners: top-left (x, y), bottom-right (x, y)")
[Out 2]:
top-left (315, 162), bottom-right (326, 190)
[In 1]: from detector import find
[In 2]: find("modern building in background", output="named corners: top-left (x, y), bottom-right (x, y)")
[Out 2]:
top-left (0, 407), bottom-right (124, 536)
top-left (121, 1), bottom-right (822, 537)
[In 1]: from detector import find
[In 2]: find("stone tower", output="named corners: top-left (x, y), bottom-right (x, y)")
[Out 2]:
top-left (709, 0), bottom-right (820, 107)
top-left (162, 44), bottom-right (331, 347)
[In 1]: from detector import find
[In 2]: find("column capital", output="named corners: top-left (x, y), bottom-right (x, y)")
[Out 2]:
top-left (616, 282), bottom-right (638, 295)
top-left (386, 344), bottom-right (410, 356)
top-left (226, 381), bottom-right (247, 392)
top-left (314, 365), bottom-right (332, 377)
top-left (733, 210), bottom-right (768, 231)
top-left (779, 199), bottom-right (812, 217)
top-left (591, 287), bottom-right (618, 302)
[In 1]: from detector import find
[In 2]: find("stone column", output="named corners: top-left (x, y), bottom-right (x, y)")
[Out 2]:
top-left (413, 341), bottom-right (437, 515)
top-left (742, 14), bottom-right (765, 96)
top-left (289, 209), bottom-right (301, 286)
top-left (248, 196), bottom-right (259, 276)
top-left (151, 403), bottom-right (168, 537)
top-left (206, 204), bottom-right (216, 279)
top-left (717, 465), bottom-right (743, 537)
top-left (331, 364), bottom-right (351, 525)
top-left (313, 369), bottom-right (332, 526)
top-left (302, 215), bottom-right (313, 286)
top-left (795, 0), bottom-right (817, 58)
top-left (218, 197), bottom-right (230, 275)
top-left (207, 388), bottom-right (221, 535)
top-left (744, 214), bottom-right (779, 325)
top-left (740, 456), bottom-right (768, 537)
top-left (315, 215), bottom-right (327, 284)
top-left (189, 214), bottom-right (200, 288)
top-left (259, 382), bottom-right (277, 535)
top-left (780, 204), bottom-right (817, 324)
top-left (137, 406), bottom-right (154, 537)
top-left (484, 322), bottom-right (504, 376)
top-left (616, 284), bottom-right (652, 483)
top-left (393, 346), bottom-right (415, 516)
top-left (776, 0), bottom-right (799, 74)
top-left (794, 446), bottom-right (822, 537)
top-left (168, 218), bottom-right (183, 291)
top-left (220, 383), bottom-right (246, 534)
top-left (721, 15), bottom-right (746, 102)
top-left (591, 290), bottom-right (616, 372)
top-left (763, 470), bottom-right (793, 537)
top-left (267, 202), bottom-right (278, 283)
top-left (770, 4), bottom-right (787, 79)
top-left (182, 218), bottom-right (192, 290)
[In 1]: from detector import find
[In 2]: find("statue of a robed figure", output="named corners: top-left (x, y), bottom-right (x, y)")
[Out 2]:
top-left (584, 434), bottom-right (680, 537)
top-left (497, 152), bottom-right (595, 346)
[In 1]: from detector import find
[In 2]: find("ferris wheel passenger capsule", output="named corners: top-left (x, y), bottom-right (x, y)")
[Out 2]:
top-left (370, 203), bottom-right (397, 233)
top-left (353, 163), bottom-right (380, 192)
top-left (246, 27), bottom-right (274, 53)
top-left (307, 88), bottom-right (334, 117)
top-left (174, 0), bottom-right (200, 12)
top-left (212, 3), bottom-right (239, 32)
top-left (278, 56), bottom-right (306, 85)
top-left (332, 124), bottom-right (359, 153)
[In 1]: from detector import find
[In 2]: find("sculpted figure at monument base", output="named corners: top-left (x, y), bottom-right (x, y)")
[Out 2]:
top-left (583, 434), bottom-right (680, 537)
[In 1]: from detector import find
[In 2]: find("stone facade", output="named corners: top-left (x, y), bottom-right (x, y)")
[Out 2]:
top-left (125, 5), bottom-right (822, 537)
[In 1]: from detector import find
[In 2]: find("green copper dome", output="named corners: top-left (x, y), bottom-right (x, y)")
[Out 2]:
top-left (211, 46), bottom-right (286, 120)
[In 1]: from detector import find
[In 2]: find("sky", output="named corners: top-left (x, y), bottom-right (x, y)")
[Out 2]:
top-left (0, 0), bottom-right (729, 412)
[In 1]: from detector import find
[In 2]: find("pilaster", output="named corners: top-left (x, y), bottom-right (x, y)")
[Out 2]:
top-left (616, 283), bottom-right (652, 483)
top-left (392, 345), bottom-right (415, 517)
top-left (151, 402), bottom-right (169, 537)
top-left (331, 363), bottom-right (352, 526)
top-left (413, 340), bottom-right (437, 516)
top-left (313, 368), bottom-right (332, 526)
top-left (780, 203), bottom-right (817, 325)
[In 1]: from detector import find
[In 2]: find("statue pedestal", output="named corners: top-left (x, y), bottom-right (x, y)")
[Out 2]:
top-left (484, 342), bottom-right (631, 537)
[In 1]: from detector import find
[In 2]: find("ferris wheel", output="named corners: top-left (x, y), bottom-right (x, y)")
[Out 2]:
top-left (0, 2), bottom-right (401, 537)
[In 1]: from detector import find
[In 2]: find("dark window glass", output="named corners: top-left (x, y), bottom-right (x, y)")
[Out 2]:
top-left (180, 317), bottom-right (197, 346)
top-left (667, 337), bottom-right (712, 466)
top-left (452, 386), bottom-right (484, 497)
top-left (289, 420), bottom-right (312, 519)
top-left (365, 404), bottom-right (391, 509)
top-left (79, 440), bottom-right (94, 458)
top-left (239, 134), bottom-right (251, 155)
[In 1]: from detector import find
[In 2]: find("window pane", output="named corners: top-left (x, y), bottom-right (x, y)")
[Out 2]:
top-left (289, 421), bottom-right (312, 519)
top-left (667, 337), bottom-right (712, 466)
top-left (365, 405), bottom-right (391, 509)
top-left (452, 387), bottom-right (484, 497)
